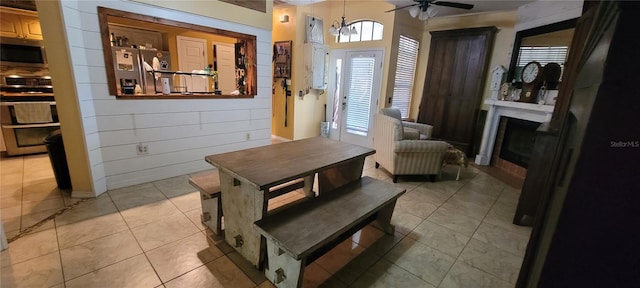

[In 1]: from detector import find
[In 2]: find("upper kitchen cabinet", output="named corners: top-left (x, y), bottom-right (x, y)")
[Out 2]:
top-left (0, 7), bottom-right (42, 40)
top-left (98, 7), bottom-right (257, 99)
top-left (108, 25), bottom-right (164, 51)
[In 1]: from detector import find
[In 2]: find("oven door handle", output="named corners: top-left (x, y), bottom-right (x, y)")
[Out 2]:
top-left (2, 123), bottom-right (60, 129)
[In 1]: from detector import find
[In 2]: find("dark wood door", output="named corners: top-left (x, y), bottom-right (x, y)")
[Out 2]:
top-left (418, 27), bottom-right (496, 155)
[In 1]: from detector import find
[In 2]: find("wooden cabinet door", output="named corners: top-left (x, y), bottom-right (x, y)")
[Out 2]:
top-left (131, 30), bottom-right (162, 50)
top-left (19, 15), bottom-right (42, 40)
top-left (109, 25), bottom-right (163, 50)
top-left (418, 27), bottom-right (496, 155)
top-left (0, 12), bottom-right (23, 38)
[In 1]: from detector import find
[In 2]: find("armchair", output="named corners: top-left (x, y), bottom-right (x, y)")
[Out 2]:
top-left (380, 107), bottom-right (433, 140)
top-left (373, 113), bottom-right (448, 183)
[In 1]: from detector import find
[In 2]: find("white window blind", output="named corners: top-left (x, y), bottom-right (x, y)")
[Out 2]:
top-left (517, 46), bottom-right (569, 67)
top-left (345, 57), bottom-right (375, 136)
top-left (392, 35), bottom-right (419, 119)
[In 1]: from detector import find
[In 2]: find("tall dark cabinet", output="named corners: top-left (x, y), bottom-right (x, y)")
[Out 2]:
top-left (518, 1), bottom-right (640, 286)
top-left (417, 27), bottom-right (496, 156)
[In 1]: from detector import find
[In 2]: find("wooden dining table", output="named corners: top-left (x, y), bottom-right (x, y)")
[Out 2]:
top-left (205, 137), bottom-right (375, 267)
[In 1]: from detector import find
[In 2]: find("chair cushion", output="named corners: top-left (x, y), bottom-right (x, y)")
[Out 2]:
top-left (419, 134), bottom-right (429, 140)
top-left (403, 127), bottom-right (420, 140)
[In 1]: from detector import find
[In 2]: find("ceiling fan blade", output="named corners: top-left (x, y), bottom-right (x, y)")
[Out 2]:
top-left (385, 3), bottom-right (418, 13)
top-left (432, 1), bottom-right (474, 10)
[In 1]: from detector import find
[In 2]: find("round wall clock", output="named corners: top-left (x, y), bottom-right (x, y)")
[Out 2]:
top-left (520, 61), bottom-right (543, 103)
top-left (522, 61), bottom-right (542, 84)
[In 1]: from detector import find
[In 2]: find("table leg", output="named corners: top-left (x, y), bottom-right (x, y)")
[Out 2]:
top-left (219, 171), bottom-right (265, 268)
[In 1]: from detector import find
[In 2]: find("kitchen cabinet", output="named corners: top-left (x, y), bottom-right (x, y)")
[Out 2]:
top-left (0, 8), bottom-right (42, 40)
top-left (108, 25), bottom-right (163, 50)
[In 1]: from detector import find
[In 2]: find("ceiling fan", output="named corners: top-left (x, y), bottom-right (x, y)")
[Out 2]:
top-left (386, 0), bottom-right (474, 21)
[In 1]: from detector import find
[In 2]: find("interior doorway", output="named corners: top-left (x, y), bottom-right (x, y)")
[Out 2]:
top-left (326, 49), bottom-right (383, 148)
top-left (213, 42), bottom-right (235, 94)
top-left (176, 35), bottom-right (208, 92)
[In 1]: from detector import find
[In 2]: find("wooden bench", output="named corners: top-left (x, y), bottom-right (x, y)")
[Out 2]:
top-left (189, 170), bottom-right (306, 235)
top-left (254, 176), bottom-right (405, 288)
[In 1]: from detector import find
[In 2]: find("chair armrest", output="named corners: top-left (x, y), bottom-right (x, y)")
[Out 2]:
top-left (394, 140), bottom-right (449, 153)
top-left (402, 121), bottom-right (433, 139)
top-left (403, 128), bottom-right (421, 140)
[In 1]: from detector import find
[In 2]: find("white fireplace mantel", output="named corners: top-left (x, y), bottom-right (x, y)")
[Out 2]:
top-left (475, 99), bottom-right (555, 166)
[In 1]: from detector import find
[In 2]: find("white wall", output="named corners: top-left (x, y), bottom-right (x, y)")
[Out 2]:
top-left (58, 1), bottom-right (272, 194)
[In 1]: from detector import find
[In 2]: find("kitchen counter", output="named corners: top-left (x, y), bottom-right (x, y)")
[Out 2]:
top-left (116, 93), bottom-right (253, 100)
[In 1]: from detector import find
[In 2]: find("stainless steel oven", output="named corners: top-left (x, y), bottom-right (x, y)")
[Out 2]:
top-left (1, 75), bottom-right (58, 156)
top-left (0, 102), bottom-right (59, 155)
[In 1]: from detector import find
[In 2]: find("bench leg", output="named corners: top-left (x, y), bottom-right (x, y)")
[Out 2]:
top-left (264, 238), bottom-right (305, 288)
top-left (201, 192), bottom-right (223, 235)
top-left (373, 200), bottom-right (397, 235)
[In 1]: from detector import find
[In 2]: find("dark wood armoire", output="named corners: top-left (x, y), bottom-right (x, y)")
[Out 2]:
top-left (518, 1), bottom-right (640, 286)
top-left (417, 27), bottom-right (496, 156)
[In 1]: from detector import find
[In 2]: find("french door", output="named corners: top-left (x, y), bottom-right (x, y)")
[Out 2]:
top-left (327, 49), bottom-right (383, 148)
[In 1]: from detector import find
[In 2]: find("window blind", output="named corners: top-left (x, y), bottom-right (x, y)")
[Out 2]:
top-left (392, 35), bottom-right (419, 119)
top-left (517, 46), bottom-right (569, 67)
top-left (345, 57), bottom-right (375, 136)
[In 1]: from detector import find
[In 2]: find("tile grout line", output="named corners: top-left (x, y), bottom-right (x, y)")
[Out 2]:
top-left (437, 184), bottom-right (516, 286)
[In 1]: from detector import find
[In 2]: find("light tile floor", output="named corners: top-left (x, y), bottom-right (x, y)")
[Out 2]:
top-left (1, 149), bottom-right (531, 287)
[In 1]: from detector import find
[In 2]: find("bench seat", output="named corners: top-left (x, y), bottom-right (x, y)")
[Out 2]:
top-left (189, 170), bottom-right (306, 235)
top-left (254, 176), bottom-right (405, 287)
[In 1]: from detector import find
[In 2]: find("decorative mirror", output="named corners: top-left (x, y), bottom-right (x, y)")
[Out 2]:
top-left (507, 18), bottom-right (577, 87)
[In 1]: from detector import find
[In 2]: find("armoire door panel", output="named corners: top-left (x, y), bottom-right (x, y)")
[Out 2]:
top-left (418, 27), bottom-right (497, 155)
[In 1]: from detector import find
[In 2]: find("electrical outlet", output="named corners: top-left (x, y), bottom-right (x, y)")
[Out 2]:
top-left (246, 133), bottom-right (251, 140)
top-left (136, 143), bottom-right (149, 155)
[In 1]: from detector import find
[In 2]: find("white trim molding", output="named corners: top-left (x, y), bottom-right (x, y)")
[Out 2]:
top-left (475, 99), bottom-right (554, 166)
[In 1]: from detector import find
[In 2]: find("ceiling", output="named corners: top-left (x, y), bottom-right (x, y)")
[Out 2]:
top-left (274, 0), bottom-right (534, 18)
top-left (273, 0), bottom-right (326, 6)
top-left (385, 0), bottom-right (534, 17)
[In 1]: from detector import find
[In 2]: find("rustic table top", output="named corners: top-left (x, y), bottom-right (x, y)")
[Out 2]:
top-left (205, 137), bottom-right (375, 190)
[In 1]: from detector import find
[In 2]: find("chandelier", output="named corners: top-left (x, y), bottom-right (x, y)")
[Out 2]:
top-left (328, 0), bottom-right (357, 36)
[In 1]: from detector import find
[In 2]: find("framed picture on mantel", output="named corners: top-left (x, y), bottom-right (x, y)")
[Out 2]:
top-left (274, 40), bottom-right (291, 78)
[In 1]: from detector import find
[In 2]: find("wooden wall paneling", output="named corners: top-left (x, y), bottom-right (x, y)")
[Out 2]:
top-left (218, 0), bottom-right (266, 13)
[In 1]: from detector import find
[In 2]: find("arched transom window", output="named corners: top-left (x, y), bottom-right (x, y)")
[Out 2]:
top-left (337, 20), bottom-right (384, 43)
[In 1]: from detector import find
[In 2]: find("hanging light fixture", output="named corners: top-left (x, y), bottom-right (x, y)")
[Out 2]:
top-left (328, 0), bottom-right (358, 37)
top-left (411, 4), bottom-right (438, 21)
top-left (409, 6), bottom-right (420, 18)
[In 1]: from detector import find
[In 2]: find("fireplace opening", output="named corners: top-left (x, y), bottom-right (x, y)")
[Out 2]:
top-left (499, 117), bottom-right (540, 168)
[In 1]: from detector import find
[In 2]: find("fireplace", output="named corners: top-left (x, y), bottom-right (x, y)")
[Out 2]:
top-left (475, 99), bottom-right (554, 168)
top-left (499, 117), bottom-right (540, 168)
